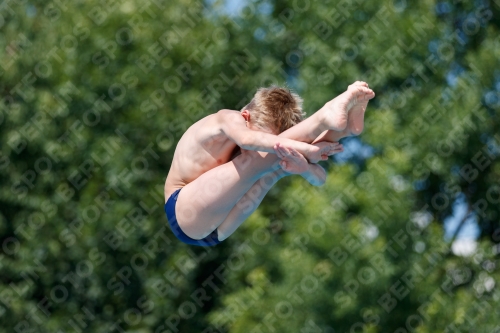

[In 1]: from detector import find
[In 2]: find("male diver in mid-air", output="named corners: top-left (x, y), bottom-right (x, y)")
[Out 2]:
top-left (164, 81), bottom-right (375, 246)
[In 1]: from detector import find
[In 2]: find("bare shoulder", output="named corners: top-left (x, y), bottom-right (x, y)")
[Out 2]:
top-left (216, 109), bottom-right (244, 122)
top-left (215, 109), bottom-right (246, 130)
top-left (214, 109), bottom-right (250, 145)
top-left (186, 109), bottom-right (244, 141)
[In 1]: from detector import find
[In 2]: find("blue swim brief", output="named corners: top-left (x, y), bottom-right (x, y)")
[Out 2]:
top-left (164, 188), bottom-right (221, 247)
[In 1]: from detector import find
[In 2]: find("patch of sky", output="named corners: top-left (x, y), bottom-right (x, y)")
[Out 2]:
top-left (224, 0), bottom-right (247, 16)
top-left (484, 90), bottom-right (500, 110)
top-left (206, 0), bottom-right (272, 18)
top-left (451, 238), bottom-right (477, 256)
top-left (494, 71), bottom-right (500, 91)
top-left (435, 2), bottom-right (452, 15)
top-left (413, 178), bottom-right (430, 191)
top-left (445, 62), bottom-right (466, 87)
top-left (427, 39), bottom-right (440, 54)
top-left (26, 4), bottom-right (37, 17)
top-left (457, 29), bottom-right (468, 45)
top-left (203, 0), bottom-right (226, 19)
top-left (203, 0), bottom-right (244, 17)
top-left (483, 136), bottom-right (500, 157)
top-left (392, 0), bottom-right (407, 13)
top-left (451, 15), bottom-right (470, 46)
top-left (332, 137), bottom-right (375, 165)
top-left (285, 70), bottom-right (304, 92)
top-left (484, 71), bottom-right (500, 108)
top-left (253, 27), bottom-right (267, 41)
top-left (490, 138), bottom-right (500, 154)
top-left (443, 193), bottom-right (481, 242)
top-left (257, 1), bottom-right (273, 15)
top-left (475, 0), bottom-right (490, 7)
top-left (450, 164), bottom-right (464, 178)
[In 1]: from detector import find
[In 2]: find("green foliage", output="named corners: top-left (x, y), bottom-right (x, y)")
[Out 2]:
top-left (0, 0), bottom-right (499, 332)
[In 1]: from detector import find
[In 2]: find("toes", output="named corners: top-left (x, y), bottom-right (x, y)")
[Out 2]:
top-left (347, 85), bottom-right (363, 94)
top-left (351, 86), bottom-right (366, 96)
top-left (349, 81), bottom-right (369, 89)
top-left (360, 87), bottom-right (375, 99)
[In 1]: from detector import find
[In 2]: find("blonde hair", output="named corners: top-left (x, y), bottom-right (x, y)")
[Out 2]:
top-left (243, 86), bottom-right (305, 134)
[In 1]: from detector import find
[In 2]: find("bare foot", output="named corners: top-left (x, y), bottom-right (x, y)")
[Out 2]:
top-left (346, 81), bottom-right (375, 135)
top-left (322, 81), bottom-right (375, 135)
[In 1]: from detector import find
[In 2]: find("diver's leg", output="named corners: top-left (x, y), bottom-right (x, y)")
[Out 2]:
top-left (216, 169), bottom-right (287, 241)
top-left (175, 149), bottom-right (282, 239)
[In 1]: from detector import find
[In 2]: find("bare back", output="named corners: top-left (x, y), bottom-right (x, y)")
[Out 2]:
top-left (164, 110), bottom-right (241, 202)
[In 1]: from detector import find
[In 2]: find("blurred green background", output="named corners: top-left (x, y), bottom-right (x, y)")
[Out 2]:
top-left (1, 0), bottom-right (499, 332)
